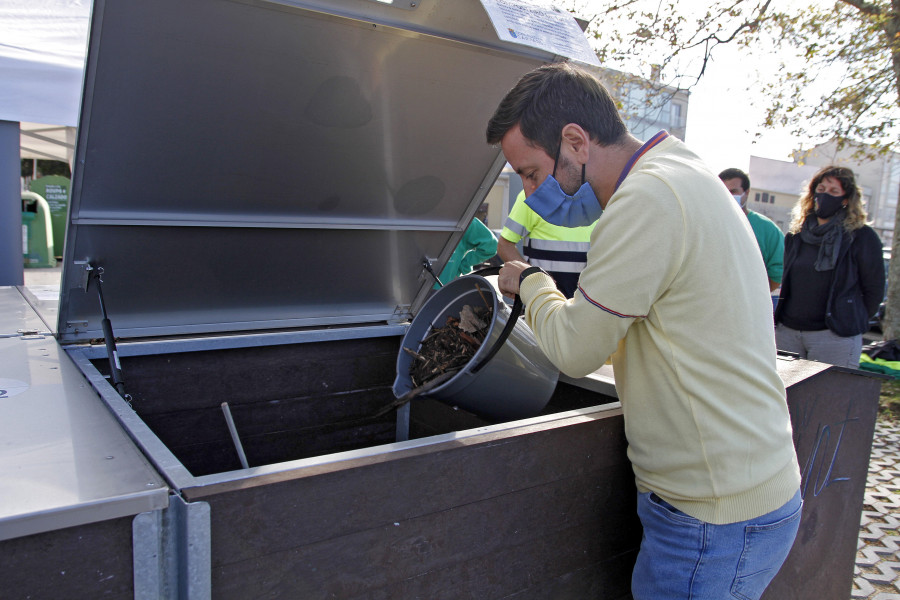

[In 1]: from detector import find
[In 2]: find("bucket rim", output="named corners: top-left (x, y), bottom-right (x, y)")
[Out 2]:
top-left (398, 274), bottom-right (507, 396)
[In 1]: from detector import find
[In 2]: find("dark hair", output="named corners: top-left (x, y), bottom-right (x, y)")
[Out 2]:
top-left (718, 168), bottom-right (750, 192)
top-left (789, 165), bottom-right (867, 233)
top-left (485, 62), bottom-right (628, 156)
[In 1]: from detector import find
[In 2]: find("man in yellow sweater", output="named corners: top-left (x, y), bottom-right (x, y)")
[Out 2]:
top-left (488, 63), bottom-right (801, 600)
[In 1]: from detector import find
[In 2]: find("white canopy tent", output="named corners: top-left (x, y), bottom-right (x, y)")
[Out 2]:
top-left (19, 122), bottom-right (78, 164)
top-left (1, 0), bottom-right (89, 158)
top-left (0, 0), bottom-right (90, 283)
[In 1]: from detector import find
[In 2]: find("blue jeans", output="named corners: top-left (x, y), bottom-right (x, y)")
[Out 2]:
top-left (632, 490), bottom-right (802, 600)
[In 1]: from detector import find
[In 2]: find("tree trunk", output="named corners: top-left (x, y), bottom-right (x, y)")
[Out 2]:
top-left (878, 0), bottom-right (900, 341)
top-left (882, 183), bottom-right (900, 340)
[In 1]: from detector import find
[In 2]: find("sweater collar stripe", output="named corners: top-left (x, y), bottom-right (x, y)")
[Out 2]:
top-left (614, 130), bottom-right (669, 193)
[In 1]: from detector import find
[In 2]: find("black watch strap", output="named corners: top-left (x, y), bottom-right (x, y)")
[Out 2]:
top-left (519, 266), bottom-right (546, 287)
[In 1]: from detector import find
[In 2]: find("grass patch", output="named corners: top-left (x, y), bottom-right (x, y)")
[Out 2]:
top-left (879, 379), bottom-right (900, 421)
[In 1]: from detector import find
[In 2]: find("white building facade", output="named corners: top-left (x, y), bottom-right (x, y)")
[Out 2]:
top-left (746, 142), bottom-right (899, 248)
top-left (746, 157), bottom-right (819, 233)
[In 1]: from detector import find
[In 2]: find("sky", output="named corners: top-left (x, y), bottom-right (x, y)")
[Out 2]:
top-left (679, 42), bottom-right (805, 175)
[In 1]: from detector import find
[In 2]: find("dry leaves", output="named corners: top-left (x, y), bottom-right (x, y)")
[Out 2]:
top-left (405, 303), bottom-right (493, 388)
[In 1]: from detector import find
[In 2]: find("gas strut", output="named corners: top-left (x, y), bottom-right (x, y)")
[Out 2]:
top-left (92, 266), bottom-right (128, 401)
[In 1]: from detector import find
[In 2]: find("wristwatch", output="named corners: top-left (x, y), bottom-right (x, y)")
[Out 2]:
top-left (519, 266), bottom-right (547, 288)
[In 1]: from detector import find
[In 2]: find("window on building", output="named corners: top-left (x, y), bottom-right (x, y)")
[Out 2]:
top-left (671, 103), bottom-right (683, 126)
top-left (761, 192), bottom-right (769, 203)
top-left (755, 193), bottom-right (761, 203)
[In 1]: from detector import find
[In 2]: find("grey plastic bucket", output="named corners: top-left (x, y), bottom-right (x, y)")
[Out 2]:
top-left (393, 274), bottom-right (559, 421)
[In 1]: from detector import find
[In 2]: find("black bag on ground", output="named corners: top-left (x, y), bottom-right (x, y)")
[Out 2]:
top-left (862, 339), bottom-right (900, 361)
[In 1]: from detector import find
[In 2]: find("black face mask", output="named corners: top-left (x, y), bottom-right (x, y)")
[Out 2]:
top-left (814, 192), bottom-right (846, 219)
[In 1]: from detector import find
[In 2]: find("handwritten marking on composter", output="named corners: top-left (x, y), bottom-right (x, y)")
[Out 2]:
top-left (797, 397), bottom-right (858, 499)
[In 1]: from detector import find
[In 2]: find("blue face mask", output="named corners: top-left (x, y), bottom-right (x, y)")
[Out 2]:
top-left (523, 145), bottom-right (603, 228)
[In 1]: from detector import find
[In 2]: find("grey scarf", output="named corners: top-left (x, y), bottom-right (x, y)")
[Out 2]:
top-left (799, 210), bottom-right (846, 271)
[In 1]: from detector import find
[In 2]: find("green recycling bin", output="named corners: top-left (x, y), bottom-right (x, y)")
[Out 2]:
top-left (22, 191), bottom-right (57, 268)
top-left (29, 175), bottom-right (69, 259)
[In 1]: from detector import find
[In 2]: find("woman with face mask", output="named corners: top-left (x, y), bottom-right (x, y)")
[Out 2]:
top-left (775, 165), bottom-right (885, 368)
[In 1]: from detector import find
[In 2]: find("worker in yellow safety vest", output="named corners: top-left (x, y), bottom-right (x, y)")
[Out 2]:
top-left (498, 190), bottom-right (596, 298)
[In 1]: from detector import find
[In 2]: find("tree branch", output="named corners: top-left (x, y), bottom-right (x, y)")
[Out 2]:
top-left (838, 0), bottom-right (884, 17)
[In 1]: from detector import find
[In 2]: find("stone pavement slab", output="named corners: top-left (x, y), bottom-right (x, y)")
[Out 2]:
top-left (853, 420), bottom-right (900, 600)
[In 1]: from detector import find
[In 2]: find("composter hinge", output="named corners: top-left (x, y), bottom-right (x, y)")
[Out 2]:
top-left (72, 260), bottom-right (94, 292)
top-left (17, 328), bottom-right (49, 339)
top-left (390, 304), bottom-right (412, 324)
top-left (0, 328), bottom-right (50, 340)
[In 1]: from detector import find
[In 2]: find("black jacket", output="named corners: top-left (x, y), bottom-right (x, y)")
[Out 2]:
top-left (775, 224), bottom-right (885, 337)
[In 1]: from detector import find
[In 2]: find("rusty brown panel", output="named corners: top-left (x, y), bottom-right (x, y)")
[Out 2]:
top-left (763, 368), bottom-right (882, 600)
top-left (199, 410), bottom-right (640, 599)
top-left (0, 517), bottom-right (134, 599)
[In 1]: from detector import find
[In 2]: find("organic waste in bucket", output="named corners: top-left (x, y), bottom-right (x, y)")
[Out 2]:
top-left (393, 273), bottom-right (559, 422)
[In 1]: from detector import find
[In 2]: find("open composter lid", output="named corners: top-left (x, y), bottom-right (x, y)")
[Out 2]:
top-left (58, 0), bottom-right (597, 343)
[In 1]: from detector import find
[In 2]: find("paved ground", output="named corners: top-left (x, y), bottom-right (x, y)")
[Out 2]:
top-left (852, 419), bottom-right (900, 600)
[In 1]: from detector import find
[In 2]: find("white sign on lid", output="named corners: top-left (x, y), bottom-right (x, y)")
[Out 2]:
top-left (479, 0), bottom-right (600, 66)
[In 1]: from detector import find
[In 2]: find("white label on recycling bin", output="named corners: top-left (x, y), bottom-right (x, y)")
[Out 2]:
top-left (0, 379), bottom-right (30, 400)
top-left (22, 224), bottom-right (27, 253)
top-left (479, 0), bottom-right (600, 66)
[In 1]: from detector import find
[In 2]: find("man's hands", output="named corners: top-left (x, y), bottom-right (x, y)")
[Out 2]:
top-left (498, 260), bottom-right (531, 299)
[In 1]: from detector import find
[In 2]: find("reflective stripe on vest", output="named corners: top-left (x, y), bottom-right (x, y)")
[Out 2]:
top-left (524, 238), bottom-right (589, 274)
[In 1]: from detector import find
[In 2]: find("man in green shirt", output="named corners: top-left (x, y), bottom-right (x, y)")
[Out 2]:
top-left (719, 168), bottom-right (784, 309)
